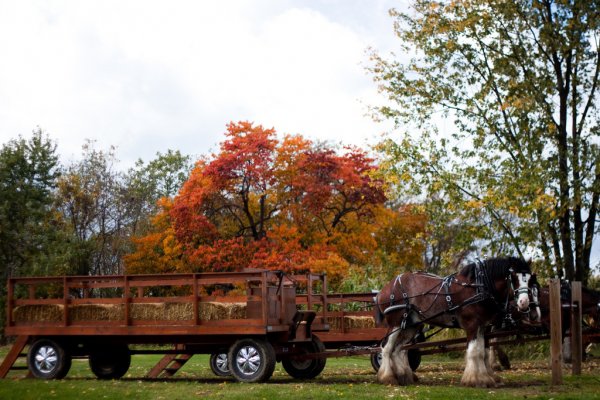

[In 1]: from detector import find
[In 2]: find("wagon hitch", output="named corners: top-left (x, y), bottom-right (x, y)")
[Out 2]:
top-left (291, 344), bottom-right (382, 361)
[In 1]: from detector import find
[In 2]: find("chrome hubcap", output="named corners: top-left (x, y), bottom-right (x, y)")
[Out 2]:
top-left (216, 353), bottom-right (229, 373)
top-left (236, 346), bottom-right (261, 375)
top-left (34, 345), bottom-right (58, 374)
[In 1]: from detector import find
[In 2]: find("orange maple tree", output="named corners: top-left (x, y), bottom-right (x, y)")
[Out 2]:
top-left (126, 121), bottom-right (425, 286)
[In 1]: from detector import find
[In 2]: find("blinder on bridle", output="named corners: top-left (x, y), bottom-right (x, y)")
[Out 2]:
top-left (508, 266), bottom-right (537, 317)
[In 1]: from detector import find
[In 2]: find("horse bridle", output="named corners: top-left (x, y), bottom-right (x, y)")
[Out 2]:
top-left (508, 268), bottom-right (534, 312)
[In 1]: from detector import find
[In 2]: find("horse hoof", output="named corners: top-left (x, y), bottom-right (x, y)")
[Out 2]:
top-left (377, 372), bottom-right (399, 386)
top-left (461, 376), bottom-right (497, 388)
top-left (412, 373), bottom-right (419, 383)
top-left (395, 373), bottom-right (414, 386)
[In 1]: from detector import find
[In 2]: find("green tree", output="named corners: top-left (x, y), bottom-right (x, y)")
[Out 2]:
top-left (55, 143), bottom-right (192, 276)
top-left (55, 141), bottom-right (128, 276)
top-left (0, 129), bottom-right (61, 277)
top-left (372, 0), bottom-right (600, 282)
top-left (125, 149), bottom-right (192, 235)
top-left (0, 129), bottom-right (62, 341)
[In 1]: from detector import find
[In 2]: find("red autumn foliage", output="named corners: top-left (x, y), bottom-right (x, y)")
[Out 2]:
top-left (125, 121), bottom-right (425, 286)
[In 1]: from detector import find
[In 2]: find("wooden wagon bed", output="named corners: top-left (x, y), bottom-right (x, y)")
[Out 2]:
top-left (5, 270), bottom-right (301, 338)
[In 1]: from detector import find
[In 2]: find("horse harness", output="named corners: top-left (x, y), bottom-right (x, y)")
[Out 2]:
top-left (382, 261), bottom-right (522, 331)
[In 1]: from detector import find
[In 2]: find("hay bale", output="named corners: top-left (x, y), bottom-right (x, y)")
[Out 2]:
top-left (131, 302), bottom-right (245, 321)
top-left (130, 303), bottom-right (165, 320)
top-left (199, 302), bottom-right (230, 320)
top-left (12, 305), bottom-right (64, 323)
top-left (12, 301), bottom-right (248, 324)
top-left (344, 316), bottom-right (375, 329)
top-left (227, 302), bottom-right (247, 319)
top-left (70, 304), bottom-right (123, 321)
top-left (164, 302), bottom-right (193, 321)
top-left (197, 302), bottom-right (247, 320)
top-left (326, 316), bottom-right (375, 330)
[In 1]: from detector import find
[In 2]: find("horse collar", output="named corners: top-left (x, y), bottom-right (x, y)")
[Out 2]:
top-left (475, 260), bottom-right (494, 300)
top-left (384, 274), bottom-right (412, 329)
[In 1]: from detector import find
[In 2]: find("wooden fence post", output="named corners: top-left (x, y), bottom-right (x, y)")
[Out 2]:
top-left (571, 281), bottom-right (582, 375)
top-left (549, 278), bottom-right (563, 385)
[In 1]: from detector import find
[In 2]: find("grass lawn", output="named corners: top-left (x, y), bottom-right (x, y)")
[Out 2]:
top-left (1, 346), bottom-right (600, 399)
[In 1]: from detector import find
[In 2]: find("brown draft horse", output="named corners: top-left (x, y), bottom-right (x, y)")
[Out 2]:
top-left (490, 274), bottom-right (600, 369)
top-left (493, 279), bottom-right (600, 368)
top-left (535, 281), bottom-right (600, 334)
top-left (374, 257), bottom-right (534, 387)
top-left (538, 283), bottom-right (600, 361)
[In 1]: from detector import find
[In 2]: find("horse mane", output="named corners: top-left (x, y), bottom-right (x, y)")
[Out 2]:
top-left (459, 256), bottom-right (531, 281)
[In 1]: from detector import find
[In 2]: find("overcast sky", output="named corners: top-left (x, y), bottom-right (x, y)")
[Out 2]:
top-left (0, 0), bottom-right (406, 166)
top-left (3, 1), bottom-right (597, 268)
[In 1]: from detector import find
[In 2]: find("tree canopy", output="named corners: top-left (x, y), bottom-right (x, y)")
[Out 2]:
top-left (372, 0), bottom-right (600, 281)
top-left (125, 121), bottom-right (426, 286)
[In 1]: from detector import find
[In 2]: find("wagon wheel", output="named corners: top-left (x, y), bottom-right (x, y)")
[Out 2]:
top-left (281, 335), bottom-right (326, 379)
top-left (209, 350), bottom-right (231, 377)
top-left (89, 344), bottom-right (131, 380)
top-left (370, 349), bottom-right (421, 372)
top-left (228, 338), bottom-right (276, 383)
top-left (407, 349), bottom-right (421, 371)
top-left (370, 351), bottom-right (382, 372)
top-left (27, 338), bottom-right (72, 379)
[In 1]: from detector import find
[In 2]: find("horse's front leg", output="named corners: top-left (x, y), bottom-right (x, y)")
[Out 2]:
top-left (390, 328), bottom-right (418, 385)
top-left (377, 326), bottom-right (418, 385)
top-left (461, 326), bottom-right (497, 388)
top-left (377, 328), bottom-right (400, 385)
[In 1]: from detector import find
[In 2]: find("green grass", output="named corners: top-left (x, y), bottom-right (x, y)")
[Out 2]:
top-left (2, 347), bottom-right (600, 399)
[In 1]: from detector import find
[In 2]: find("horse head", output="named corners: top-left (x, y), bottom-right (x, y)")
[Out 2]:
top-left (507, 258), bottom-right (533, 313)
top-left (525, 273), bottom-right (541, 323)
top-left (462, 257), bottom-right (534, 314)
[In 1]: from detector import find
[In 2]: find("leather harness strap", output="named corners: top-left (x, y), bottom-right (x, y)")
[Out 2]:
top-left (382, 261), bottom-right (513, 330)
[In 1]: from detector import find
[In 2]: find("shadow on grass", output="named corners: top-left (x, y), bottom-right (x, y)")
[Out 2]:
top-left (57, 373), bottom-right (548, 389)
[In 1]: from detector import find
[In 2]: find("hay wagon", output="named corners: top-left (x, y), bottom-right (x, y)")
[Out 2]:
top-left (4, 270), bottom-right (552, 383)
top-left (0, 270), bottom-right (333, 383)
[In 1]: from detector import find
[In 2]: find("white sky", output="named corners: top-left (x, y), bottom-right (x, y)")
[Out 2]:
top-left (0, 0), bottom-right (406, 166)
top-left (1, 1), bottom-right (597, 268)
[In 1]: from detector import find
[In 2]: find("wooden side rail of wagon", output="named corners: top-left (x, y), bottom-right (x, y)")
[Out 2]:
top-left (2, 270), bottom-right (324, 383)
top-left (5, 271), bottom-right (299, 336)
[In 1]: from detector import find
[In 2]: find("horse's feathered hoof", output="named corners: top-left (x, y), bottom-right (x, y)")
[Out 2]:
top-left (377, 370), bottom-right (399, 386)
top-left (395, 373), bottom-right (414, 386)
top-left (461, 375), bottom-right (497, 388)
top-left (378, 369), bottom-right (414, 386)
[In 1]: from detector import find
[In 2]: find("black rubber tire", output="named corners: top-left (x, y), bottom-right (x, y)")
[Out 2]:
top-left (281, 336), bottom-right (326, 379)
top-left (408, 349), bottom-right (421, 371)
top-left (370, 351), bottom-right (382, 372)
top-left (89, 344), bottom-right (131, 380)
top-left (27, 338), bottom-right (72, 379)
top-left (228, 338), bottom-right (276, 383)
top-left (370, 349), bottom-right (421, 372)
top-left (209, 351), bottom-right (231, 377)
